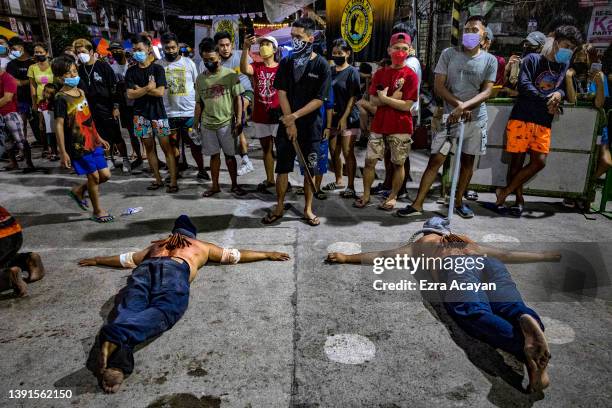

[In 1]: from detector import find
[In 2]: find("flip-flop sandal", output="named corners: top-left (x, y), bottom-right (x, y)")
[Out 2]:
top-left (231, 186), bottom-right (247, 196)
top-left (509, 204), bottom-right (524, 217)
top-left (302, 215), bottom-right (320, 226)
top-left (68, 190), bottom-right (89, 211)
top-left (262, 213), bottom-right (283, 225)
top-left (90, 214), bottom-right (114, 223)
top-left (482, 201), bottom-right (509, 215)
top-left (147, 182), bottom-right (164, 190)
top-left (295, 187), bottom-right (305, 195)
top-left (257, 181), bottom-right (275, 193)
top-left (353, 198), bottom-right (369, 208)
top-left (340, 188), bottom-right (356, 199)
top-left (314, 191), bottom-right (327, 200)
top-left (322, 182), bottom-right (343, 191)
top-left (202, 189), bottom-right (221, 197)
top-left (378, 201), bottom-right (396, 211)
top-left (166, 185), bottom-right (179, 194)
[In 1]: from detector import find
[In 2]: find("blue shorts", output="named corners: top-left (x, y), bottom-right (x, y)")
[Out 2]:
top-left (72, 147), bottom-right (108, 176)
top-left (300, 138), bottom-right (328, 176)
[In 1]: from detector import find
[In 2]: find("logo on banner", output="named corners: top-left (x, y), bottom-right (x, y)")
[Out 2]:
top-left (341, 0), bottom-right (373, 53)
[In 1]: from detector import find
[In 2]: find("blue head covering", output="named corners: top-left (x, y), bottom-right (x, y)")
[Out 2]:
top-left (416, 216), bottom-right (451, 236)
top-left (172, 215), bottom-right (197, 239)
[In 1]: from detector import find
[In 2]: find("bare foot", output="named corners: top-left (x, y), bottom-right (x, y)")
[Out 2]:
top-left (8, 267), bottom-right (27, 297)
top-left (26, 253), bottom-right (45, 282)
top-left (101, 368), bottom-right (124, 393)
top-left (99, 341), bottom-right (117, 375)
top-left (495, 187), bottom-right (507, 206)
top-left (520, 314), bottom-right (551, 393)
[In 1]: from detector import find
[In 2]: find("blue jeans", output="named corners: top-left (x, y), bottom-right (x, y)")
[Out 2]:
top-left (100, 257), bottom-right (190, 374)
top-left (440, 256), bottom-right (543, 360)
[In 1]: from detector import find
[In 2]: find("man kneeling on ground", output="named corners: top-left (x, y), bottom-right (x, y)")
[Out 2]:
top-left (78, 215), bottom-right (290, 393)
top-left (326, 217), bottom-right (560, 393)
top-left (0, 206), bottom-right (45, 297)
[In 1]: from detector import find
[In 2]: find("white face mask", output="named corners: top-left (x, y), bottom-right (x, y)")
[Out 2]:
top-left (78, 52), bottom-right (91, 64)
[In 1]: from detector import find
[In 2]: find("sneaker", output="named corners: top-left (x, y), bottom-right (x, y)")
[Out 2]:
top-left (106, 159), bottom-right (115, 170)
top-left (122, 159), bottom-right (131, 174)
top-left (237, 158), bottom-right (254, 176)
top-left (455, 204), bottom-right (474, 219)
top-left (396, 205), bottom-right (423, 218)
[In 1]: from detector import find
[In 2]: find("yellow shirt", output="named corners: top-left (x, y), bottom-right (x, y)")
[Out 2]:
top-left (27, 63), bottom-right (53, 103)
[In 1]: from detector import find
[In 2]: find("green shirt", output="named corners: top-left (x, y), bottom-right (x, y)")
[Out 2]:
top-left (195, 66), bottom-right (244, 130)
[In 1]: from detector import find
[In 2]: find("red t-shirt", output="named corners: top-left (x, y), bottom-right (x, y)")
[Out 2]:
top-left (494, 55), bottom-right (506, 86)
top-left (369, 65), bottom-right (418, 135)
top-left (0, 72), bottom-right (18, 116)
top-left (251, 61), bottom-right (280, 124)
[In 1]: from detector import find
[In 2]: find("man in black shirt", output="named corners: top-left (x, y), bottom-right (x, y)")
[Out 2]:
top-left (262, 17), bottom-right (331, 227)
top-left (125, 35), bottom-right (177, 193)
top-left (6, 37), bottom-right (38, 144)
top-left (73, 38), bottom-right (130, 174)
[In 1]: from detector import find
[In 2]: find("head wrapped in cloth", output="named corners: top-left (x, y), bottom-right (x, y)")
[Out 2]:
top-left (172, 215), bottom-right (197, 239)
top-left (408, 216), bottom-right (451, 243)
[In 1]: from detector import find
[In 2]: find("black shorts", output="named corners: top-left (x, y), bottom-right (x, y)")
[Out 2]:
top-left (275, 125), bottom-right (321, 176)
top-left (0, 231), bottom-right (23, 269)
top-left (120, 106), bottom-right (134, 130)
top-left (94, 115), bottom-right (123, 144)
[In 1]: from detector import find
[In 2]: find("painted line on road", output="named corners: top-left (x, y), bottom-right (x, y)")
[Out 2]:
top-left (324, 333), bottom-right (376, 365)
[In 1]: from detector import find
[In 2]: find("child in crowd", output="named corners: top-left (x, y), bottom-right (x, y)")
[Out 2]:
top-left (38, 83), bottom-right (58, 161)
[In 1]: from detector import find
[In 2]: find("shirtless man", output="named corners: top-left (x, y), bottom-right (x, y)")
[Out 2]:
top-left (78, 215), bottom-right (290, 393)
top-left (0, 206), bottom-right (45, 297)
top-left (326, 217), bottom-right (560, 393)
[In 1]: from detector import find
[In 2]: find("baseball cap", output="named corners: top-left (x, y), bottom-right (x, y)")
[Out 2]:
top-left (389, 32), bottom-right (412, 46)
top-left (415, 216), bottom-right (451, 236)
top-left (525, 31), bottom-right (546, 47)
top-left (109, 41), bottom-right (122, 50)
top-left (257, 35), bottom-right (278, 49)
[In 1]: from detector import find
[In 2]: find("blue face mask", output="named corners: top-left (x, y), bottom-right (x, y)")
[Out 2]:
top-left (555, 47), bottom-right (573, 64)
top-left (64, 76), bottom-right (80, 88)
top-left (0, 45), bottom-right (7, 55)
top-left (10, 50), bottom-right (22, 59)
top-left (133, 51), bottom-right (147, 63)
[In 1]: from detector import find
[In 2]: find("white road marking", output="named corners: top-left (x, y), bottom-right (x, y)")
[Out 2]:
top-left (540, 316), bottom-right (576, 345)
top-left (481, 233), bottom-right (521, 243)
top-left (324, 333), bottom-right (376, 364)
top-left (326, 242), bottom-right (362, 255)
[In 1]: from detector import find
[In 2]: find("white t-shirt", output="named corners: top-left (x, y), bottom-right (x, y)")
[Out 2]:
top-left (405, 56), bottom-right (422, 119)
top-left (158, 56), bottom-right (198, 118)
top-left (0, 57), bottom-right (9, 70)
top-left (198, 51), bottom-right (253, 93)
top-left (111, 62), bottom-right (129, 80)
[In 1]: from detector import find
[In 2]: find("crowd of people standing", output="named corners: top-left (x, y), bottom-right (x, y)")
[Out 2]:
top-left (0, 12), bottom-right (607, 224)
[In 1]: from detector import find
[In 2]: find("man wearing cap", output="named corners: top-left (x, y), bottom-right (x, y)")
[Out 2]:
top-left (353, 31), bottom-right (418, 211)
top-left (241, 34), bottom-right (280, 192)
top-left (504, 31), bottom-right (547, 91)
top-left (397, 15), bottom-right (497, 219)
top-left (326, 216), bottom-right (560, 393)
top-left (78, 214), bottom-right (290, 393)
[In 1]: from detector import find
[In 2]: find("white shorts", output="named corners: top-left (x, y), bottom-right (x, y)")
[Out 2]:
top-left (253, 122), bottom-right (278, 139)
top-left (430, 117), bottom-right (488, 156)
top-left (201, 125), bottom-right (236, 156)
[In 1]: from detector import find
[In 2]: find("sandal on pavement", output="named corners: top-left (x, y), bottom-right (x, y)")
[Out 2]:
top-left (302, 215), bottom-right (320, 226)
top-left (68, 190), bottom-right (89, 211)
top-left (147, 181), bottom-right (164, 191)
top-left (90, 214), bottom-right (114, 223)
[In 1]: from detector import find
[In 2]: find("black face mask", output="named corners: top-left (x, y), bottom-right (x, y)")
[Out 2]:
top-left (164, 52), bottom-right (178, 62)
top-left (35, 55), bottom-right (47, 62)
top-left (112, 52), bottom-right (124, 60)
top-left (332, 56), bottom-right (346, 66)
top-left (204, 61), bottom-right (218, 72)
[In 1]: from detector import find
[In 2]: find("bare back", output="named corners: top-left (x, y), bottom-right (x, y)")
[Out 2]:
top-left (144, 237), bottom-right (215, 282)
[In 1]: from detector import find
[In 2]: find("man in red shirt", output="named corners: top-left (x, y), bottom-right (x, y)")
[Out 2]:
top-left (0, 67), bottom-right (35, 171)
top-left (0, 206), bottom-right (45, 297)
top-left (354, 32), bottom-right (418, 211)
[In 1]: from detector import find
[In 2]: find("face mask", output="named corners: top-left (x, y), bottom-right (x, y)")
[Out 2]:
top-left (555, 47), bottom-right (573, 64)
top-left (64, 76), bottom-right (80, 88)
top-left (259, 44), bottom-right (274, 59)
top-left (390, 50), bottom-right (408, 66)
top-left (133, 51), bottom-right (148, 63)
top-left (332, 56), bottom-right (346, 66)
top-left (204, 61), bottom-right (218, 72)
top-left (0, 45), bottom-right (7, 55)
top-left (291, 37), bottom-right (312, 56)
top-left (10, 50), bottom-right (22, 59)
top-left (462, 33), bottom-right (481, 50)
top-left (78, 53), bottom-right (91, 64)
top-left (164, 52), bottom-right (178, 62)
top-left (35, 55), bottom-right (47, 62)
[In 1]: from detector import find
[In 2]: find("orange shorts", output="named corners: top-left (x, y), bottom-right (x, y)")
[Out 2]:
top-left (505, 119), bottom-right (551, 154)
